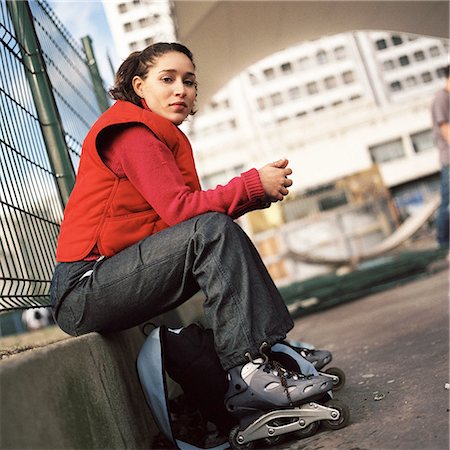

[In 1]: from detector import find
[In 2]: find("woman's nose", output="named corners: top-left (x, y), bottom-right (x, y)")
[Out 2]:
top-left (174, 80), bottom-right (186, 96)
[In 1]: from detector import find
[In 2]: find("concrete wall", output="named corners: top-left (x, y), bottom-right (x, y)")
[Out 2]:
top-left (1, 327), bottom-right (157, 450)
top-left (0, 293), bottom-right (207, 449)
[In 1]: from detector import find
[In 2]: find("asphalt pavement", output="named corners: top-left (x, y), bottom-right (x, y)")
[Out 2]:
top-left (282, 265), bottom-right (449, 450)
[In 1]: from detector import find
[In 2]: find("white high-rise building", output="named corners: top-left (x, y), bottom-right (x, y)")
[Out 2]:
top-left (191, 31), bottom-right (448, 206)
top-left (103, 0), bottom-right (175, 59)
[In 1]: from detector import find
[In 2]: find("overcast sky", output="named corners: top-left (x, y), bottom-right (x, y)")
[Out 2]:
top-left (48, 0), bottom-right (120, 87)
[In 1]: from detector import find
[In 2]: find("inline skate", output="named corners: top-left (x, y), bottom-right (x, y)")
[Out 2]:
top-left (286, 340), bottom-right (346, 391)
top-left (225, 344), bottom-right (350, 448)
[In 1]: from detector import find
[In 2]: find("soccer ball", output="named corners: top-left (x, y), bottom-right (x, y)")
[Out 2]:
top-left (22, 307), bottom-right (52, 331)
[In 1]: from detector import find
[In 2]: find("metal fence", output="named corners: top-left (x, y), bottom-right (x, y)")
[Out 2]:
top-left (0, 0), bottom-right (108, 316)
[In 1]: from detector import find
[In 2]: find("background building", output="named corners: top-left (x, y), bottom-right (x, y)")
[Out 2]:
top-left (103, 1), bottom-right (448, 282)
top-left (192, 31), bottom-right (447, 201)
top-left (103, 0), bottom-right (175, 58)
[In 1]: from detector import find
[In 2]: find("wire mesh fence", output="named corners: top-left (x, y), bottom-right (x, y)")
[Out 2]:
top-left (0, 0), bottom-right (107, 314)
top-left (29, 0), bottom-right (104, 166)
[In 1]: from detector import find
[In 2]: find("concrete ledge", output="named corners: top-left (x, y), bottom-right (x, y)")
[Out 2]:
top-left (1, 327), bottom-right (158, 449)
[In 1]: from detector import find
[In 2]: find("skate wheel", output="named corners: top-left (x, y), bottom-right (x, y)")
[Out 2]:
top-left (229, 426), bottom-right (255, 449)
top-left (325, 367), bottom-right (346, 391)
top-left (322, 400), bottom-right (350, 430)
top-left (263, 419), bottom-right (285, 446)
top-left (293, 420), bottom-right (319, 438)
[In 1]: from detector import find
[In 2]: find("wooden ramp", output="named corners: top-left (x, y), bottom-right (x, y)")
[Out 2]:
top-left (286, 195), bottom-right (440, 266)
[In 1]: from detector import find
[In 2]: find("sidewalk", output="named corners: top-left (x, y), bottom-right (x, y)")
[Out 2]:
top-left (285, 265), bottom-right (449, 450)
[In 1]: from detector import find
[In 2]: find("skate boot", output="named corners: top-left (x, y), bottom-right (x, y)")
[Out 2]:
top-left (286, 340), bottom-right (346, 391)
top-left (225, 346), bottom-right (350, 448)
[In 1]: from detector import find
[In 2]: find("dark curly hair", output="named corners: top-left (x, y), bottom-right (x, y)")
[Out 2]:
top-left (109, 42), bottom-right (197, 112)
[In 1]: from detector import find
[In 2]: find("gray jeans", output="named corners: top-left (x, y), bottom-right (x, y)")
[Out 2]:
top-left (50, 212), bottom-right (294, 370)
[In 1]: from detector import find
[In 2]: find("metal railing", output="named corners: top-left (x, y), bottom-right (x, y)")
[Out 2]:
top-left (0, 0), bottom-right (109, 314)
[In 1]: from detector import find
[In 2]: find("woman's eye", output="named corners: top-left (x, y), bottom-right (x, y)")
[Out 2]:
top-left (162, 77), bottom-right (173, 83)
top-left (184, 80), bottom-right (194, 87)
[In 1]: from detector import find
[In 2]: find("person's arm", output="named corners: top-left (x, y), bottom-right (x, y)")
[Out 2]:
top-left (439, 122), bottom-right (450, 145)
top-left (433, 90), bottom-right (450, 145)
top-left (110, 125), bottom-right (290, 225)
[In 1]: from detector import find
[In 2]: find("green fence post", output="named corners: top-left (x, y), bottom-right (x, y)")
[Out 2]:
top-left (81, 35), bottom-right (110, 113)
top-left (6, 0), bottom-right (75, 207)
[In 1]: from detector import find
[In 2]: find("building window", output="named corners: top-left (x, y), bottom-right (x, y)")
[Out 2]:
top-left (390, 80), bottom-right (402, 92)
top-left (144, 37), bottom-right (153, 46)
top-left (215, 123), bottom-right (226, 133)
top-left (263, 68), bottom-right (276, 80)
top-left (288, 86), bottom-right (301, 100)
top-left (421, 72), bottom-right (433, 83)
top-left (129, 42), bottom-right (138, 51)
top-left (375, 39), bottom-right (387, 50)
top-left (256, 97), bottom-right (265, 110)
top-left (324, 76), bottom-right (337, 89)
top-left (437, 67), bottom-right (448, 78)
top-left (349, 94), bottom-right (361, 101)
top-left (319, 191), bottom-right (348, 211)
top-left (118, 3), bottom-right (127, 13)
top-left (270, 92), bottom-right (283, 106)
top-left (298, 56), bottom-right (310, 69)
top-left (277, 117), bottom-right (289, 124)
top-left (124, 22), bottom-right (132, 32)
top-left (342, 70), bottom-right (354, 84)
top-left (334, 46), bottom-right (346, 60)
top-left (296, 111), bottom-right (307, 118)
top-left (313, 105), bottom-right (325, 112)
top-left (133, 0), bottom-right (140, 4)
top-left (391, 35), bottom-right (403, 46)
top-left (332, 100), bottom-right (344, 107)
top-left (316, 50), bottom-right (328, 65)
top-left (369, 138), bottom-right (405, 163)
top-left (399, 55), bottom-right (410, 66)
top-left (383, 59), bottom-right (395, 70)
top-left (410, 129), bottom-right (434, 153)
top-left (413, 50), bottom-right (426, 61)
top-left (249, 73), bottom-right (258, 85)
top-left (281, 62), bottom-right (292, 74)
top-left (139, 17), bottom-right (149, 27)
top-left (429, 45), bottom-right (441, 57)
top-left (405, 76), bottom-right (417, 87)
top-left (306, 81), bottom-right (319, 95)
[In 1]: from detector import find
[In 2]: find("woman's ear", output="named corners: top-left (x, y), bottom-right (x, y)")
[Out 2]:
top-left (132, 76), bottom-right (144, 98)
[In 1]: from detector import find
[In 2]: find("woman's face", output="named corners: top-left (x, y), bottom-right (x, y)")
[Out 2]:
top-left (132, 51), bottom-right (196, 125)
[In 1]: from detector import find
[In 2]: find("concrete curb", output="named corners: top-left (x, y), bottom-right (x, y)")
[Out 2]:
top-left (1, 327), bottom-right (157, 450)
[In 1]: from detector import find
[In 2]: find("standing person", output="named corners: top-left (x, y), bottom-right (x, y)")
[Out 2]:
top-left (431, 65), bottom-right (450, 249)
top-left (50, 43), bottom-right (331, 421)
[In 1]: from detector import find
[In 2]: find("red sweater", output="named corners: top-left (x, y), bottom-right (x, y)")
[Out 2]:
top-left (56, 100), bottom-right (267, 261)
top-left (98, 123), bottom-right (266, 228)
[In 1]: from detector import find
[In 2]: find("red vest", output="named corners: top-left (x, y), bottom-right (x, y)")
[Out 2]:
top-left (56, 101), bottom-right (200, 262)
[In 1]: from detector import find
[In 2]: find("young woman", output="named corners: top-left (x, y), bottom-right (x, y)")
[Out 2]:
top-left (50, 42), bottom-right (331, 421)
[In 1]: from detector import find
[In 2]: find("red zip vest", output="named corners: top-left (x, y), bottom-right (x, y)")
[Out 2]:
top-left (56, 100), bottom-right (200, 262)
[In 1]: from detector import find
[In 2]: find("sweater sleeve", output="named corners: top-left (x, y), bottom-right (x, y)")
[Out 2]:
top-left (109, 124), bottom-right (268, 225)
